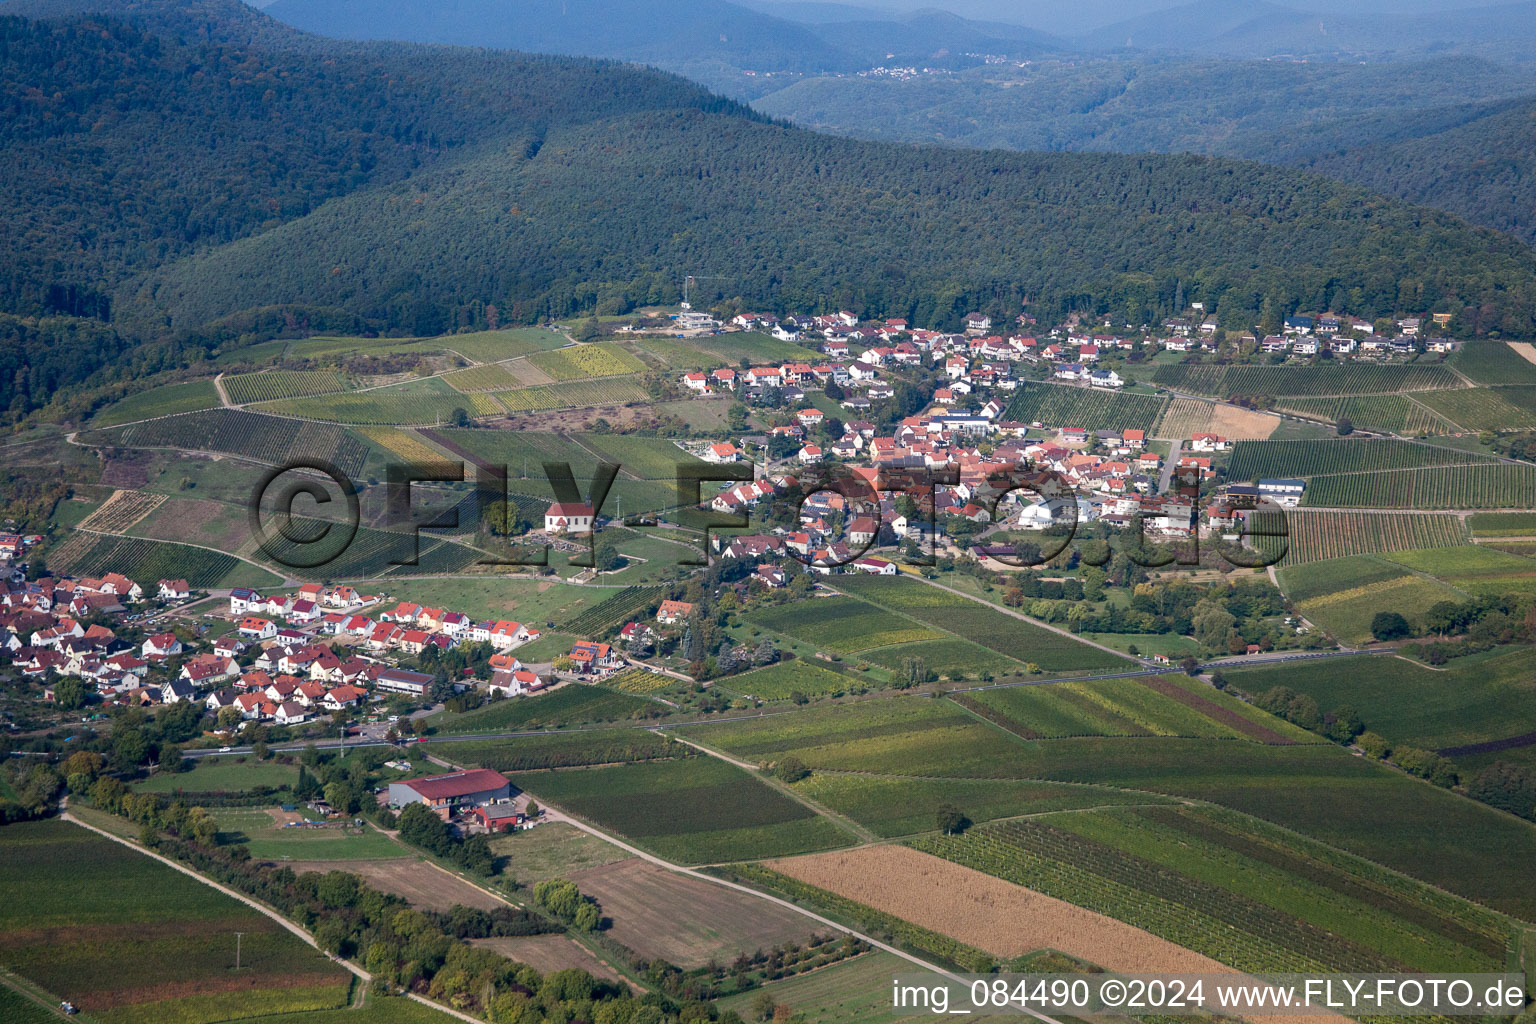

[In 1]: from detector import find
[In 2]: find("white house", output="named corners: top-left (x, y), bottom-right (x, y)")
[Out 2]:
top-left (544, 502), bottom-right (595, 534)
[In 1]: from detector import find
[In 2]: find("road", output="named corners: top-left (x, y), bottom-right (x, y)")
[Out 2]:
top-left (1158, 439), bottom-right (1182, 495)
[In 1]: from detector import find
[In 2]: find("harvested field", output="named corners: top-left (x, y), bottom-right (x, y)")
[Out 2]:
top-left (1511, 342), bottom-right (1536, 366)
top-left (569, 858), bottom-right (817, 967)
top-left (279, 859), bottom-right (504, 912)
top-left (471, 934), bottom-right (629, 986)
top-left (769, 845), bottom-right (1240, 967)
top-left (1154, 399), bottom-right (1280, 441)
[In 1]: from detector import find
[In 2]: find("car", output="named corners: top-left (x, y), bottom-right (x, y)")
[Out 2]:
top-left (413, 737), bottom-right (428, 743)
top-left (219, 746), bottom-right (232, 753)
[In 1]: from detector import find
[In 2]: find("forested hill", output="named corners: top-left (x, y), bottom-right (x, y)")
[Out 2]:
top-left (6, 0), bottom-right (1536, 424)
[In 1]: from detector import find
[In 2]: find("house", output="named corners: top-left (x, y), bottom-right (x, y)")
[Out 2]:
top-left (141, 632), bottom-right (182, 658)
top-left (387, 769), bottom-right (512, 812)
top-left (1258, 478), bottom-right (1306, 507)
top-left (754, 564), bottom-right (786, 587)
top-left (274, 700), bottom-right (310, 725)
top-left (238, 617), bottom-right (277, 640)
top-left (850, 556), bottom-right (897, 575)
top-left (619, 621), bottom-right (657, 645)
top-left (703, 442), bottom-right (739, 464)
top-left (229, 588), bottom-right (264, 615)
top-left (374, 667), bottom-right (434, 697)
top-left (1283, 315), bottom-right (1314, 335)
top-left (322, 685), bottom-right (366, 710)
top-left (964, 312), bottom-right (992, 333)
top-left (157, 579), bottom-right (190, 601)
top-left (1122, 429), bottom-right (1145, 449)
top-left (568, 640), bottom-right (621, 674)
top-left (286, 599), bottom-right (320, 625)
top-left (656, 600), bottom-right (694, 624)
top-left (1190, 433), bottom-right (1230, 452)
top-left (1088, 369), bottom-right (1123, 389)
top-left (798, 444), bottom-right (824, 465)
top-left (474, 801), bottom-right (524, 832)
top-left (847, 516), bottom-right (879, 547)
top-left (488, 668), bottom-right (544, 697)
top-left (544, 502), bottom-right (595, 535)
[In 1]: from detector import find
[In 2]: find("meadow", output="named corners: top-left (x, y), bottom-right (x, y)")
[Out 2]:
top-left (507, 756), bottom-right (854, 862)
top-left (1003, 382), bottom-right (1168, 433)
top-left (134, 758), bottom-right (298, 794)
top-left (211, 808), bottom-right (408, 862)
top-left (390, 575), bottom-right (607, 626)
top-left (715, 951), bottom-right (932, 1024)
top-left (93, 379), bottom-right (221, 427)
top-left (429, 684), bottom-right (657, 734)
top-left (0, 819), bottom-right (352, 1022)
top-left (831, 575), bottom-right (1127, 672)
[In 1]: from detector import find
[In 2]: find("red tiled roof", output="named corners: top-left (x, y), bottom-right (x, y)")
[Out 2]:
top-left (402, 769), bottom-right (510, 801)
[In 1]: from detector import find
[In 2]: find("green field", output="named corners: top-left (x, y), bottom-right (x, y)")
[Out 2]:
top-left (568, 433), bottom-right (704, 479)
top-left (831, 575), bottom-right (1127, 673)
top-left (0, 819), bottom-right (352, 1022)
top-left (858, 638), bottom-right (1025, 680)
top-left (1221, 649), bottom-right (1536, 756)
top-left (387, 574), bottom-right (609, 626)
top-left (1469, 512), bottom-right (1536, 537)
top-left (1153, 362), bottom-right (1461, 397)
top-left (1224, 438), bottom-right (1490, 481)
top-left (429, 683), bottom-right (657, 735)
top-left (716, 660), bottom-right (866, 700)
top-left (715, 950), bottom-right (933, 1024)
top-left (259, 386), bottom-right (503, 425)
top-left (439, 328), bottom-right (571, 362)
top-left (134, 758), bottom-right (299, 794)
top-left (211, 807), bottom-right (410, 861)
top-left (746, 597), bottom-right (947, 655)
top-left (687, 331), bottom-right (822, 365)
top-left (913, 804), bottom-right (1514, 973)
top-left (1380, 545), bottom-right (1536, 595)
top-left (792, 772), bottom-right (1171, 838)
top-left (1275, 554), bottom-right (1469, 642)
top-left (507, 756), bottom-right (854, 863)
top-left (93, 379), bottom-right (221, 427)
top-left (486, 821), bottom-right (628, 884)
top-left (1003, 382), bottom-right (1168, 433)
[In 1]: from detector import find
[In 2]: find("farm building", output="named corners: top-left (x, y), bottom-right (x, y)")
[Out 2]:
top-left (387, 768), bottom-right (512, 814)
top-left (374, 667), bottom-right (434, 697)
top-left (1258, 479), bottom-right (1307, 507)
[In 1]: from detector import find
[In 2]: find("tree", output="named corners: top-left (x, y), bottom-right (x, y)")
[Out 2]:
top-left (936, 804), bottom-right (971, 835)
top-left (449, 406), bottom-right (471, 427)
top-left (51, 678), bottom-right (87, 711)
top-left (1335, 415), bottom-right (1354, 436)
top-left (1370, 611), bottom-right (1412, 641)
top-left (751, 991), bottom-right (777, 1021)
top-left (774, 756), bottom-right (810, 783)
top-left (577, 316), bottom-right (602, 342)
top-left (525, 800), bottom-right (540, 818)
top-left (113, 728), bottom-right (149, 768)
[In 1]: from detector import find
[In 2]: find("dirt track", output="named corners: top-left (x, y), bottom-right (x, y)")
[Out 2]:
top-left (281, 858), bottom-right (505, 912)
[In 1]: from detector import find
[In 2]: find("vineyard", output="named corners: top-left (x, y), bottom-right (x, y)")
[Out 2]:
top-left (114, 409), bottom-right (370, 477)
top-left (745, 597), bottom-right (946, 654)
top-left (1262, 511), bottom-right (1469, 565)
top-left (433, 684), bottom-right (655, 734)
top-left (436, 728), bottom-right (688, 771)
top-left (355, 426), bottom-right (447, 465)
top-left (560, 585), bottom-right (669, 635)
top-left (912, 807), bottom-right (1508, 973)
top-left (1412, 385), bottom-right (1536, 431)
top-left (443, 364), bottom-right (524, 392)
top-left (1002, 382), bottom-right (1167, 433)
top-left (440, 328), bottom-right (569, 362)
top-left (833, 575), bottom-right (1126, 672)
top-left (221, 370), bottom-right (349, 404)
top-left (529, 343), bottom-right (647, 381)
top-left (1448, 341), bottom-right (1536, 386)
top-left (250, 518), bottom-right (480, 580)
top-left (258, 389), bottom-right (503, 425)
top-left (1468, 512), bottom-right (1536, 537)
top-left (1152, 363), bottom-right (1462, 397)
top-left (1275, 395), bottom-right (1456, 435)
top-left (1302, 465), bottom-right (1536, 508)
top-left (601, 667), bottom-right (677, 696)
top-left (77, 490), bottom-right (166, 534)
top-left (49, 534), bottom-right (250, 588)
top-left (954, 677), bottom-right (1287, 742)
top-left (92, 379), bottom-right (220, 427)
top-left (493, 377), bottom-right (650, 413)
top-left (503, 756), bottom-right (850, 863)
top-left (718, 660), bottom-right (857, 701)
top-left (571, 434), bottom-right (703, 479)
top-left (1224, 438), bottom-right (1490, 481)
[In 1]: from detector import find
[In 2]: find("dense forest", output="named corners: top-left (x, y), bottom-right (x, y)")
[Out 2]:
top-left (6, 0), bottom-right (1536, 424)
